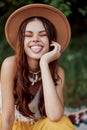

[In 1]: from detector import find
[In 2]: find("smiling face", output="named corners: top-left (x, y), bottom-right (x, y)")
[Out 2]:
top-left (24, 19), bottom-right (50, 60)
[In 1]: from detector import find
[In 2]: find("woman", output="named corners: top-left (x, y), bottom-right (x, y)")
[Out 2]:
top-left (0, 4), bottom-right (75, 130)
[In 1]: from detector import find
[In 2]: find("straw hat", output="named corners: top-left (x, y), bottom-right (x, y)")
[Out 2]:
top-left (5, 4), bottom-right (71, 52)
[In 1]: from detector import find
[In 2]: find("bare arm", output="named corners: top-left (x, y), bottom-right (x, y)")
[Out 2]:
top-left (1, 56), bottom-right (17, 130)
top-left (40, 42), bottom-right (64, 121)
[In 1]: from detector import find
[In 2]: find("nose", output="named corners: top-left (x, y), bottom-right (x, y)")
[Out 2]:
top-left (32, 34), bottom-right (39, 42)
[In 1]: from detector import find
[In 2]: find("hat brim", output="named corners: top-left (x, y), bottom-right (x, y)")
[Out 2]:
top-left (5, 4), bottom-right (71, 52)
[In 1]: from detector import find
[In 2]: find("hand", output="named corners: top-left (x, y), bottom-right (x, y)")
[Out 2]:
top-left (40, 41), bottom-right (61, 65)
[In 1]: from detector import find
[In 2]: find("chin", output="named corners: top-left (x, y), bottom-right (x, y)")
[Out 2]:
top-left (28, 55), bottom-right (41, 60)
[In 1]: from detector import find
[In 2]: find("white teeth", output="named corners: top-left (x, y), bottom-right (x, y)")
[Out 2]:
top-left (31, 46), bottom-right (43, 53)
top-left (31, 46), bottom-right (42, 49)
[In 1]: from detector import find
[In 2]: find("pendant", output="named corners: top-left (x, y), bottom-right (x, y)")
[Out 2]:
top-left (29, 73), bottom-right (41, 86)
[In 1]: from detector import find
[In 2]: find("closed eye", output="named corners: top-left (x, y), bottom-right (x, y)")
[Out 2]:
top-left (39, 32), bottom-right (48, 37)
top-left (25, 31), bottom-right (33, 37)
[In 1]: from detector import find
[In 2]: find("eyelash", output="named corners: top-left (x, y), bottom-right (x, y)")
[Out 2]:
top-left (40, 33), bottom-right (47, 36)
top-left (25, 33), bottom-right (47, 37)
top-left (25, 34), bottom-right (32, 37)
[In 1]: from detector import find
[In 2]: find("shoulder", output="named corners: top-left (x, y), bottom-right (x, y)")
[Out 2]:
top-left (1, 55), bottom-right (17, 68)
top-left (56, 65), bottom-right (65, 79)
top-left (1, 55), bottom-right (17, 78)
top-left (55, 65), bottom-right (65, 88)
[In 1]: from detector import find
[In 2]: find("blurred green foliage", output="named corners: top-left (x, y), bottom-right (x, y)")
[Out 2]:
top-left (0, 0), bottom-right (87, 108)
top-left (59, 34), bottom-right (87, 107)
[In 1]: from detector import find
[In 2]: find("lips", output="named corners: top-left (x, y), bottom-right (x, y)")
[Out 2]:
top-left (30, 44), bottom-right (44, 53)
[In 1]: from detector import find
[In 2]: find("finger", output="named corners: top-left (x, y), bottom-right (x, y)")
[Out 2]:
top-left (51, 42), bottom-right (61, 53)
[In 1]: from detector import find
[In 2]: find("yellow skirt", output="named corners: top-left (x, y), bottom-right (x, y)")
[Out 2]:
top-left (0, 114), bottom-right (75, 130)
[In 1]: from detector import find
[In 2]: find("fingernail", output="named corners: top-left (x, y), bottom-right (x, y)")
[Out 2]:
top-left (58, 45), bottom-right (61, 52)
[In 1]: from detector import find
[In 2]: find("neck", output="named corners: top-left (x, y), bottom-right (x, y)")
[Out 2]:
top-left (27, 58), bottom-right (40, 72)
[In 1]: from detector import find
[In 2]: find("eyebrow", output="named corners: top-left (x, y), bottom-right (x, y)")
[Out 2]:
top-left (25, 30), bottom-right (46, 33)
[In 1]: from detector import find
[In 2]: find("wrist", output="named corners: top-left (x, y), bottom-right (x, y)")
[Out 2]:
top-left (40, 59), bottom-right (48, 69)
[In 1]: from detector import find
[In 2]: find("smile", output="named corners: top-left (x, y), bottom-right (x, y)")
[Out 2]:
top-left (30, 45), bottom-right (43, 53)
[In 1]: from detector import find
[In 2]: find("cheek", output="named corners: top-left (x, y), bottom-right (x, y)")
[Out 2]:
top-left (43, 45), bottom-right (50, 54)
top-left (46, 45), bottom-right (50, 51)
top-left (45, 43), bottom-right (50, 53)
top-left (42, 37), bottom-right (49, 48)
top-left (24, 38), bottom-right (31, 51)
top-left (24, 37), bottom-right (31, 43)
